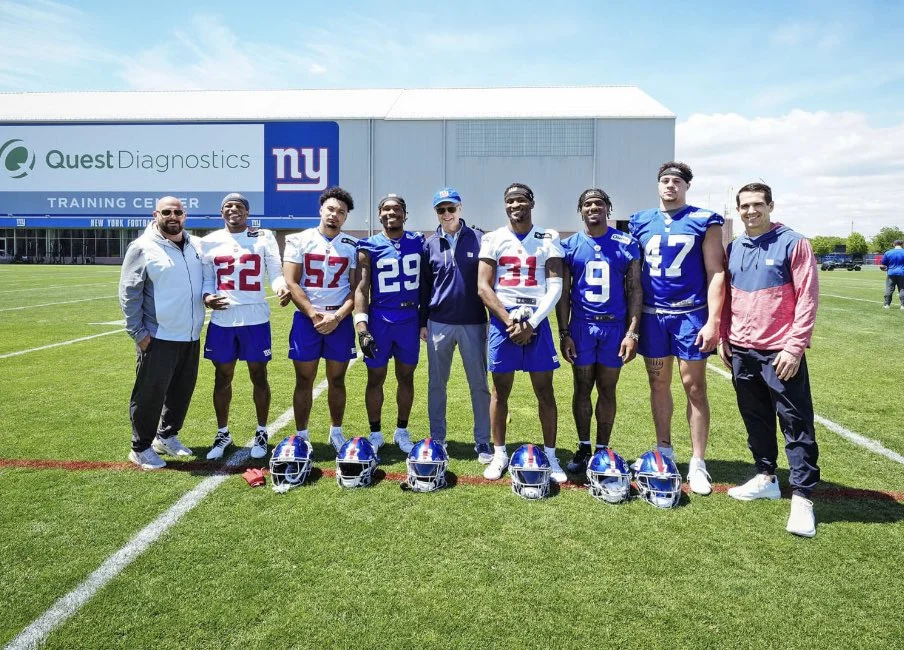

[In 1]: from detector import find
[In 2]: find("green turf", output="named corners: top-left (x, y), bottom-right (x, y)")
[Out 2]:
top-left (0, 264), bottom-right (902, 649)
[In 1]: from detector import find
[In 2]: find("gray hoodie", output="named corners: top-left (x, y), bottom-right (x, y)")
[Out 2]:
top-left (119, 224), bottom-right (205, 343)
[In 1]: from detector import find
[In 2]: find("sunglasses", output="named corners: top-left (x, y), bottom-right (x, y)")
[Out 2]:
top-left (435, 206), bottom-right (458, 215)
top-left (159, 209), bottom-right (185, 217)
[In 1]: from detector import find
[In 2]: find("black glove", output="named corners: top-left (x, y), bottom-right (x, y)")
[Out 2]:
top-left (358, 330), bottom-right (378, 359)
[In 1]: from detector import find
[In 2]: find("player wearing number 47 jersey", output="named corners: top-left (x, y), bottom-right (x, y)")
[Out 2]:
top-left (354, 194), bottom-right (425, 454)
top-left (283, 186), bottom-right (360, 454)
top-left (556, 188), bottom-right (642, 474)
top-left (628, 161), bottom-right (726, 496)
top-left (199, 193), bottom-right (290, 461)
top-left (477, 182), bottom-right (567, 484)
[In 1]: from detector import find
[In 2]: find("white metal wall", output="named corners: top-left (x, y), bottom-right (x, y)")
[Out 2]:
top-left (336, 117), bottom-right (675, 236)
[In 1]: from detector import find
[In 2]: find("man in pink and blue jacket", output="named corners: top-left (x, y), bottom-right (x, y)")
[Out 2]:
top-left (718, 182), bottom-right (820, 538)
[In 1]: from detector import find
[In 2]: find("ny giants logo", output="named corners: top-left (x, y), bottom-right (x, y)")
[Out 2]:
top-left (271, 147), bottom-right (328, 192)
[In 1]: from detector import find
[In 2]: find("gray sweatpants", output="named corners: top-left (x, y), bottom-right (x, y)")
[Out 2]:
top-left (884, 275), bottom-right (904, 306)
top-left (425, 320), bottom-right (491, 445)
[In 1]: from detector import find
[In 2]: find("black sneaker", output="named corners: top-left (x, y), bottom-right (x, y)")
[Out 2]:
top-left (566, 445), bottom-right (593, 473)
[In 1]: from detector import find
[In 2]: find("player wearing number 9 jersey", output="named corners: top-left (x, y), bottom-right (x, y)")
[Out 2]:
top-left (353, 194), bottom-right (425, 454)
top-left (199, 193), bottom-right (289, 461)
top-left (627, 161), bottom-right (727, 496)
top-left (283, 187), bottom-right (360, 454)
top-left (556, 188), bottom-right (642, 475)
top-left (477, 183), bottom-right (567, 484)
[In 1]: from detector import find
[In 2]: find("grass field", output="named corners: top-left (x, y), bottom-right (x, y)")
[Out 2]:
top-left (0, 264), bottom-right (902, 650)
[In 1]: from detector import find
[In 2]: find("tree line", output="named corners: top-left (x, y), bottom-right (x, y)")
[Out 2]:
top-left (808, 226), bottom-right (904, 256)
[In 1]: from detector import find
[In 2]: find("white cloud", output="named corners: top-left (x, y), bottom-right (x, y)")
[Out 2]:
top-left (676, 110), bottom-right (904, 238)
top-left (118, 14), bottom-right (326, 90)
top-left (0, 0), bottom-right (115, 91)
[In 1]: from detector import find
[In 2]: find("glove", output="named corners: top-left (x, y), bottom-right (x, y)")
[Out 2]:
top-left (358, 330), bottom-right (378, 359)
top-left (509, 305), bottom-right (534, 323)
top-left (242, 468), bottom-right (266, 487)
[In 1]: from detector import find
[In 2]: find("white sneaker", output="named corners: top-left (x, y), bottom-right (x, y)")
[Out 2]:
top-left (474, 443), bottom-right (493, 464)
top-left (786, 494), bottom-right (816, 537)
top-left (206, 431), bottom-right (233, 460)
top-left (687, 457), bottom-right (712, 495)
top-left (369, 432), bottom-right (384, 450)
top-left (883, 304), bottom-right (890, 309)
top-left (250, 429), bottom-right (268, 459)
top-left (329, 428), bottom-right (346, 453)
top-left (483, 454), bottom-right (509, 480)
top-left (727, 474), bottom-right (781, 501)
top-left (394, 428), bottom-right (414, 454)
top-left (152, 434), bottom-right (192, 457)
top-left (657, 445), bottom-right (675, 461)
top-left (900, 305), bottom-right (904, 311)
top-left (129, 448), bottom-right (166, 470)
top-left (548, 456), bottom-right (567, 484)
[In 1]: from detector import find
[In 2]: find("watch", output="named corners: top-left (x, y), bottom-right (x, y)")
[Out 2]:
top-left (559, 330), bottom-right (572, 342)
top-left (625, 331), bottom-right (639, 341)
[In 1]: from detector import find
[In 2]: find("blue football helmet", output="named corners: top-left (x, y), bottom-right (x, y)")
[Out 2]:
top-left (269, 435), bottom-right (314, 493)
top-left (586, 447), bottom-right (631, 503)
top-left (406, 437), bottom-right (449, 492)
top-left (336, 436), bottom-right (379, 488)
top-left (633, 449), bottom-right (682, 508)
top-left (510, 444), bottom-right (550, 500)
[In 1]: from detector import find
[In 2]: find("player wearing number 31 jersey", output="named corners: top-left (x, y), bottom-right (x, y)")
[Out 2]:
top-left (477, 182), bottom-right (567, 485)
top-left (628, 161), bottom-right (726, 496)
top-left (200, 193), bottom-right (289, 461)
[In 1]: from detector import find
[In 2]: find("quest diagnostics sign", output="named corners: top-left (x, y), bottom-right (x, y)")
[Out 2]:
top-left (0, 122), bottom-right (338, 217)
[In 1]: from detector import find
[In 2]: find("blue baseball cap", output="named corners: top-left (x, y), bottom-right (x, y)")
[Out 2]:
top-left (432, 187), bottom-right (462, 208)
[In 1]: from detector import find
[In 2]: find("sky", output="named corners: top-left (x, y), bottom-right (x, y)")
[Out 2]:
top-left (1, 0), bottom-right (902, 237)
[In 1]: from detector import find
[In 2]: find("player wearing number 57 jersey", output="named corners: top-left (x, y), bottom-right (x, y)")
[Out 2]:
top-left (199, 193), bottom-right (290, 461)
top-left (556, 188), bottom-right (642, 474)
top-left (628, 161), bottom-right (726, 496)
top-left (284, 186), bottom-right (360, 454)
top-left (477, 182), bottom-right (567, 484)
top-left (354, 194), bottom-right (425, 454)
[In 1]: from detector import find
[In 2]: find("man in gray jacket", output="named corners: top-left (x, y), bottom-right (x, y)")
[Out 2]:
top-left (119, 196), bottom-right (206, 470)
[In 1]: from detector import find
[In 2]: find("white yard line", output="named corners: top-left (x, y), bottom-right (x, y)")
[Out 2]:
top-left (820, 293), bottom-right (882, 304)
top-left (5, 360), bottom-right (350, 650)
top-left (0, 330), bottom-right (126, 359)
top-left (0, 296), bottom-right (117, 312)
top-left (0, 282), bottom-right (117, 294)
top-left (707, 363), bottom-right (904, 466)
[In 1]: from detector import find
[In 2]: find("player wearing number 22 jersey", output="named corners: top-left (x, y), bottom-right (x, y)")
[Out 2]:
top-left (199, 193), bottom-right (289, 461)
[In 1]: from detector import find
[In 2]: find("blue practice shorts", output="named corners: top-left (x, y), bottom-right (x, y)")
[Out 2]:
top-left (363, 307), bottom-right (420, 369)
top-left (488, 313), bottom-right (559, 373)
top-left (638, 308), bottom-right (710, 361)
top-left (204, 321), bottom-right (272, 364)
top-left (288, 312), bottom-right (357, 363)
top-left (569, 319), bottom-right (624, 368)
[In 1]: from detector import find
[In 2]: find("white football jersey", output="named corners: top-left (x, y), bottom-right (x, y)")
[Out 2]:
top-left (283, 229), bottom-right (359, 310)
top-left (479, 225), bottom-right (564, 309)
top-left (200, 228), bottom-right (286, 327)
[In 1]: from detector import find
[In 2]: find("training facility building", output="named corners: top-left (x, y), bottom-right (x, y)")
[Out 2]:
top-left (0, 86), bottom-right (683, 264)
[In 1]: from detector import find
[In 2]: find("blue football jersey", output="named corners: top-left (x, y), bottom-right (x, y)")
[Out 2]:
top-left (359, 231), bottom-right (425, 310)
top-left (628, 206), bottom-right (723, 311)
top-left (562, 228), bottom-right (640, 321)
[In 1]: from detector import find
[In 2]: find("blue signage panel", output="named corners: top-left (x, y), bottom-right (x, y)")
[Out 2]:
top-left (0, 122), bottom-right (339, 220)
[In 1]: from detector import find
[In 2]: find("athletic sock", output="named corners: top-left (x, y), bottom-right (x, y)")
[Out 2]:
top-left (217, 426), bottom-right (229, 434)
top-left (330, 425), bottom-right (343, 435)
top-left (544, 446), bottom-right (557, 460)
top-left (256, 425), bottom-right (267, 433)
top-left (494, 445), bottom-right (507, 458)
top-left (369, 420), bottom-right (381, 433)
top-left (396, 419), bottom-right (408, 430)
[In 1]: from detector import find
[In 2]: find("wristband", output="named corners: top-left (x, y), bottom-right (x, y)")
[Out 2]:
top-left (353, 313), bottom-right (369, 326)
top-left (559, 330), bottom-right (572, 342)
top-left (625, 331), bottom-right (639, 341)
